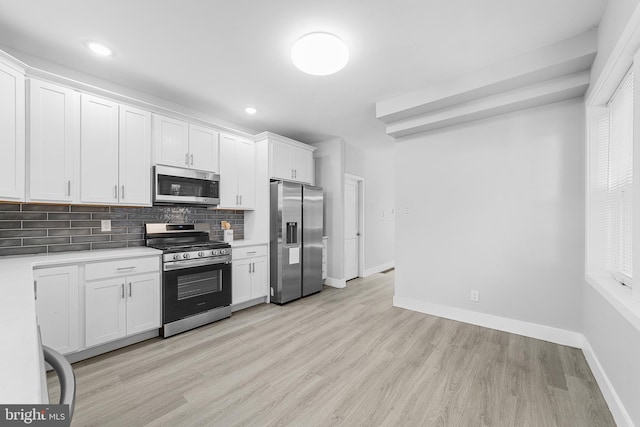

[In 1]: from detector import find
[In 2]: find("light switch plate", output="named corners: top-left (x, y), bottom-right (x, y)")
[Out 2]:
top-left (101, 220), bottom-right (111, 232)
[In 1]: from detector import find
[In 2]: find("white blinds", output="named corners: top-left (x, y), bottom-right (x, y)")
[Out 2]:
top-left (605, 70), bottom-right (634, 286)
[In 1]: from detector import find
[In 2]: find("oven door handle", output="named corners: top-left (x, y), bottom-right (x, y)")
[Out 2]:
top-left (164, 258), bottom-right (231, 271)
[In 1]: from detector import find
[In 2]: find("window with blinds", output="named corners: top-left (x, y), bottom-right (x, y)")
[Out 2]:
top-left (604, 69), bottom-right (633, 287)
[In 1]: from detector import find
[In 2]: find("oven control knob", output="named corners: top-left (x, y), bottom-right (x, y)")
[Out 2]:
top-left (211, 250), bottom-right (219, 256)
top-left (183, 253), bottom-right (190, 259)
top-left (173, 254), bottom-right (180, 260)
top-left (198, 251), bottom-right (205, 257)
top-left (220, 249), bottom-right (227, 255)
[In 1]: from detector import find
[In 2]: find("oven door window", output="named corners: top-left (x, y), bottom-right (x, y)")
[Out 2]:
top-left (178, 270), bottom-right (221, 300)
top-left (163, 263), bottom-right (231, 323)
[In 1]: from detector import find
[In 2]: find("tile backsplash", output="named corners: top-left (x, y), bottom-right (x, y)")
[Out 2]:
top-left (0, 203), bottom-right (244, 256)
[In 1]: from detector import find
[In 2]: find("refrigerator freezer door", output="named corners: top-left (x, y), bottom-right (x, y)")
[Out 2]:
top-left (270, 181), bottom-right (302, 304)
top-left (302, 185), bottom-right (324, 297)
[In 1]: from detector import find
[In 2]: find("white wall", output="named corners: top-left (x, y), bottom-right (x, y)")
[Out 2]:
top-left (361, 146), bottom-right (396, 273)
top-left (395, 98), bottom-right (585, 331)
top-left (313, 138), bottom-right (345, 285)
top-left (583, 285), bottom-right (640, 425)
top-left (344, 142), bottom-right (396, 274)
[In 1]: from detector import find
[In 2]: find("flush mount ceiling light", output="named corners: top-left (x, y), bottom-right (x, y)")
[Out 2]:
top-left (85, 41), bottom-right (113, 57)
top-left (244, 107), bottom-right (257, 115)
top-left (291, 32), bottom-right (349, 76)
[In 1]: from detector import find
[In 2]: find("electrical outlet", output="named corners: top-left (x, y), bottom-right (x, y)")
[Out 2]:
top-left (470, 290), bottom-right (479, 303)
top-left (101, 220), bottom-right (111, 232)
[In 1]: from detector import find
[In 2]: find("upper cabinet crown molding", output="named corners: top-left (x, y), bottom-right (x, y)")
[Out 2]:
top-left (255, 131), bottom-right (317, 153)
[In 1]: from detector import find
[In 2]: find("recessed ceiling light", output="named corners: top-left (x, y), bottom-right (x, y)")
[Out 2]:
top-left (86, 41), bottom-right (113, 57)
top-left (244, 107), bottom-right (257, 115)
top-left (291, 32), bottom-right (349, 76)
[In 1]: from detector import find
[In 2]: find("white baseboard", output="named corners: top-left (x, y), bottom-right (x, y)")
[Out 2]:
top-left (393, 296), bottom-right (583, 347)
top-left (325, 277), bottom-right (346, 288)
top-left (581, 338), bottom-right (634, 427)
top-left (363, 261), bottom-right (395, 277)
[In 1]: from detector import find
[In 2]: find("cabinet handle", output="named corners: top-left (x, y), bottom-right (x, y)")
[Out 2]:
top-left (190, 154), bottom-right (194, 166)
top-left (116, 266), bottom-right (136, 271)
top-left (67, 180), bottom-right (71, 197)
top-left (121, 284), bottom-right (125, 299)
top-left (246, 251), bottom-right (257, 255)
top-left (294, 169), bottom-right (297, 179)
top-left (129, 283), bottom-right (132, 297)
top-left (114, 185), bottom-right (118, 199)
top-left (239, 195), bottom-right (242, 205)
top-left (121, 185), bottom-right (125, 200)
top-left (34, 280), bottom-right (37, 301)
top-left (252, 262), bottom-right (255, 273)
top-left (292, 169), bottom-right (294, 179)
top-left (185, 153), bottom-right (189, 166)
top-left (248, 263), bottom-right (252, 273)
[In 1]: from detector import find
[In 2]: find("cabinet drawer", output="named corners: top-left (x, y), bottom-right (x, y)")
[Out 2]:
top-left (85, 256), bottom-right (160, 281)
top-left (232, 245), bottom-right (267, 260)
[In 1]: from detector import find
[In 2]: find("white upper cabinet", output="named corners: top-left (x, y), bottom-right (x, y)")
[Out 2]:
top-left (118, 105), bottom-right (152, 205)
top-left (269, 137), bottom-right (315, 184)
top-left (80, 94), bottom-right (120, 204)
top-left (153, 114), bottom-right (219, 172)
top-left (28, 79), bottom-right (79, 203)
top-left (189, 124), bottom-right (219, 172)
top-left (0, 62), bottom-right (25, 201)
top-left (219, 132), bottom-right (255, 209)
top-left (81, 94), bottom-right (152, 206)
top-left (152, 114), bottom-right (189, 168)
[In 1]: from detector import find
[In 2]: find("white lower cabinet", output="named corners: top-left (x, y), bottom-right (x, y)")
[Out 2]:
top-left (232, 244), bottom-right (268, 305)
top-left (85, 271), bottom-right (160, 348)
top-left (33, 254), bottom-right (161, 357)
top-left (34, 265), bottom-right (79, 355)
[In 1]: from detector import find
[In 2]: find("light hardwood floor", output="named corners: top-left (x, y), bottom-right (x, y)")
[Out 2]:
top-left (49, 271), bottom-right (616, 426)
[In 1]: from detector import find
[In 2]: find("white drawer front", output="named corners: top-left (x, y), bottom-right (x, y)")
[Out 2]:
top-left (232, 245), bottom-right (267, 260)
top-left (85, 256), bottom-right (160, 281)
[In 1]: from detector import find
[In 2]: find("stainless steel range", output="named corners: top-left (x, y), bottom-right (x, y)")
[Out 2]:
top-left (145, 223), bottom-right (232, 337)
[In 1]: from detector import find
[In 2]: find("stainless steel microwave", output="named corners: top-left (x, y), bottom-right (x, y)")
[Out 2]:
top-left (153, 165), bottom-right (220, 206)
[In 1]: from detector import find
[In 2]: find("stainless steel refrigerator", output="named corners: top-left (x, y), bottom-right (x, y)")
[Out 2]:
top-left (270, 181), bottom-right (324, 304)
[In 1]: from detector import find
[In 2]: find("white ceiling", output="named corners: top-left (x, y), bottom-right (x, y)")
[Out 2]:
top-left (0, 0), bottom-right (606, 148)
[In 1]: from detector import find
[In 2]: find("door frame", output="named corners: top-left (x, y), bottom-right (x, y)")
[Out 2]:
top-left (344, 173), bottom-right (365, 279)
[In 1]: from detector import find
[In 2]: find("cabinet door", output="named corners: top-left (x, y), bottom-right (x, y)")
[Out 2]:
top-left (219, 132), bottom-right (238, 208)
top-left (153, 114), bottom-right (189, 168)
top-left (236, 138), bottom-right (255, 209)
top-left (232, 259), bottom-right (252, 305)
top-left (0, 62), bottom-right (25, 201)
top-left (28, 80), bottom-right (78, 202)
top-left (250, 257), bottom-right (268, 299)
top-left (34, 266), bottom-right (79, 355)
top-left (189, 124), bottom-right (219, 172)
top-left (119, 105), bottom-right (151, 206)
top-left (293, 147), bottom-right (314, 185)
top-left (126, 273), bottom-right (160, 335)
top-left (270, 141), bottom-right (293, 180)
top-left (85, 278), bottom-right (127, 347)
top-left (80, 94), bottom-right (119, 204)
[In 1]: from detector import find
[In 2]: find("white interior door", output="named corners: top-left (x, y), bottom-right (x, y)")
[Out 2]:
top-left (344, 177), bottom-right (359, 280)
